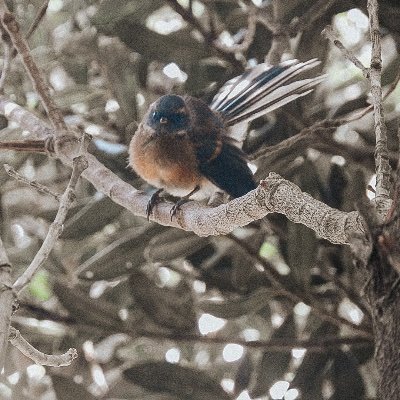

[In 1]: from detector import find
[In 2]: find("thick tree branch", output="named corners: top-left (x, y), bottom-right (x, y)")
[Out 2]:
top-left (0, 96), bottom-right (367, 249)
top-left (8, 326), bottom-right (77, 366)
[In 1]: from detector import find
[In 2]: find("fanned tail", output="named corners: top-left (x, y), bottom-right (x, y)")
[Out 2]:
top-left (210, 59), bottom-right (324, 126)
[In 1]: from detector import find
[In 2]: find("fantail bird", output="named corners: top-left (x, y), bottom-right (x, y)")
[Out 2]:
top-left (129, 59), bottom-right (324, 219)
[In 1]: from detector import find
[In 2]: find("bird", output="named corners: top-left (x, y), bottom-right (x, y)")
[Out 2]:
top-left (129, 59), bottom-right (324, 219)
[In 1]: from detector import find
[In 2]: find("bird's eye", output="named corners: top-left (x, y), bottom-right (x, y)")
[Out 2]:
top-left (159, 117), bottom-right (168, 124)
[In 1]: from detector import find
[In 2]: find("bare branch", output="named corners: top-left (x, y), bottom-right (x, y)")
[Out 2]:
top-left (250, 119), bottom-right (341, 160)
top-left (322, 25), bottom-right (370, 78)
top-left (165, 0), bottom-right (243, 69)
top-left (0, 3), bottom-right (67, 133)
top-left (8, 326), bottom-right (77, 366)
top-left (4, 163), bottom-right (61, 200)
top-left (0, 139), bottom-right (48, 152)
top-left (263, 0), bottom-right (290, 64)
top-left (214, 7), bottom-right (257, 54)
top-left (343, 68), bottom-right (400, 123)
top-left (25, 0), bottom-right (49, 40)
top-left (367, 0), bottom-right (392, 214)
top-left (0, 34), bottom-right (11, 93)
top-left (0, 237), bottom-right (13, 371)
top-left (319, 268), bottom-right (371, 319)
top-left (289, 0), bottom-right (337, 36)
top-left (12, 151), bottom-right (88, 293)
top-left (10, 0), bottom-right (50, 59)
top-left (0, 97), bottom-right (53, 137)
top-left (105, 170), bottom-right (366, 243)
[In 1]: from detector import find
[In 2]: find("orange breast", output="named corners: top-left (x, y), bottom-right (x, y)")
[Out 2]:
top-left (129, 126), bottom-right (201, 195)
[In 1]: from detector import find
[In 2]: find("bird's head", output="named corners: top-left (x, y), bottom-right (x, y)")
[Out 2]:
top-left (147, 95), bottom-right (190, 135)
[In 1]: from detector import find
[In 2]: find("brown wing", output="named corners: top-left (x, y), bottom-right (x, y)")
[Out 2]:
top-left (184, 96), bottom-right (256, 198)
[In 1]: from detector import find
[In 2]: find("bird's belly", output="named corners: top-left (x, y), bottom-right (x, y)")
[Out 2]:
top-left (129, 137), bottom-right (201, 195)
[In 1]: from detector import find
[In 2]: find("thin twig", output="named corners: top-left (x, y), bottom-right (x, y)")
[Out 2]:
top-left (165, 0), bottom-right (242, 69)
top-left (26, 0), bottom-right (49, 40)
top-left (0, 139), bottom-right (47, 152)
top-left (251, 68), bottom-right (400, 162)
top-left (4, 163), bottom-right (61, 201)
top-left (250, 119), bottom-right (341, 160)
top-left (367, 0), bottom-right (392, 208)
top-left (214, 7), bottom-right (257, 54)
top-left (9, 326), bottom-right (77, 366)
top-left (266, 31), bottom-right (290, 65)
top-left (0, 4), bottom-right (67, 133)
top-left (262, 0), bottom-right (289, 64)
top-left (11, 0), bottom-right (49, 58)
top-left (343, 68), bottom-right (400, 123)
top-left (12, 152), bottom-right (88, 293)
top-left (322, 25), bottom-right (370, 78)
top-left (0, 34), bottom-right (11, 93)
top-left (319, 268), bottom-right (371, 318)
top-left (289, 0), bottom-right (337, 36)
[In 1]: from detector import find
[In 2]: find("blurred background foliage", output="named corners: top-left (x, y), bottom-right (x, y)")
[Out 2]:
top-left (1, 0), bottom-right (400, 399)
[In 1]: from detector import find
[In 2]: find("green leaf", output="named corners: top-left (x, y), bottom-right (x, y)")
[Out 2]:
top-left (259, 242), bottom-right (278, 259)
top-left (53, 86), bottom-right (106, 109)
top-left (29, 270), bottom-right (52, 301)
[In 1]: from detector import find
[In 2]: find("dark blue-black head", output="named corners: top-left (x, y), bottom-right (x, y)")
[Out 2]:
top-left (147, 94), bottom-right (190, 134)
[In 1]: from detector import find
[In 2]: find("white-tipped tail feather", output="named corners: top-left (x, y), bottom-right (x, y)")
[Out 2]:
top-left (211, 59), bottom-right (324, 126)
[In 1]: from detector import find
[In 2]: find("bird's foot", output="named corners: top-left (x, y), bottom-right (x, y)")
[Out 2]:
top-left (146, 189), bottom-right (164, 221)
top-left (170, 185), bottom-right (200, 221)
top-left (170, 198), bottom-right (191, 221)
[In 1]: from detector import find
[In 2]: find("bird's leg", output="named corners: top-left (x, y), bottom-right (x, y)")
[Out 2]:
top-left (146, 188), bottom-right (164, 221)
top-left (170, 185), bottom-right (200, 221)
